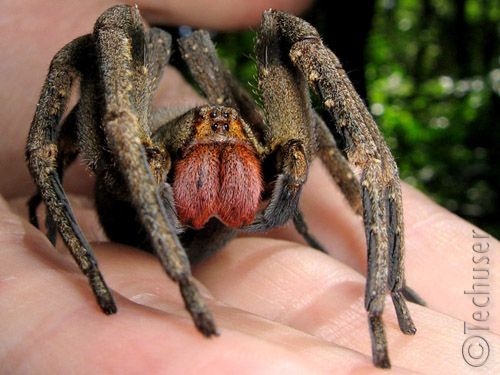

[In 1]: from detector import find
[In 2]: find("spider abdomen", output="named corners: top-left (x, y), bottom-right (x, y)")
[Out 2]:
top-left (173, 142), bottom-right (262, 229)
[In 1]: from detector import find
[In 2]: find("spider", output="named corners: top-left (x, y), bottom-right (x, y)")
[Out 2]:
top-left (26, 4), bottom-right (423, 368)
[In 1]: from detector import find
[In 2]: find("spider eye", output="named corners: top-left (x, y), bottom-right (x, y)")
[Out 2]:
top-left (223, 123), bottom-right (229, 131)
top-left (210, 111), bottom-right (217, 118)
top-left (223, 112), bottom-right (229, 119)
top-left (211, 123), bottom-right (218, 131)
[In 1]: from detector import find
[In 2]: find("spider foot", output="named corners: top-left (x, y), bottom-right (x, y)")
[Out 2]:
top-left (193, 313), bottom-right (220, 337)
top-left (98, 296), bottom-right (118, 315)
top-left (392, 291), bottom-right (417, 335)
top-left (88, 270), bottom-right (117, 315)
top-left (179, 277), bottom-right (219, 337)
top-left (369, 315), bottom-right (391, 369)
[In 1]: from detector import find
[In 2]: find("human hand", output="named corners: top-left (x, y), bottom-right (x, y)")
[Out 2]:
top-left (1, 1), bottom-right (499, 373)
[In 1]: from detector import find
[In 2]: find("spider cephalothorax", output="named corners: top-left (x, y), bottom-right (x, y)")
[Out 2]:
top-left (26, 5), bottom-right (422, 368)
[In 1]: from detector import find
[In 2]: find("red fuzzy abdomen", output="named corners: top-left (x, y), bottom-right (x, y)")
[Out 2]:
top-left (173, 143), bottom-right (262, 229)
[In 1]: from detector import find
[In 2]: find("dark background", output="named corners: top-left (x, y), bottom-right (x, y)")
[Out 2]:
top-left (174, 0), bottom-right (500, 236)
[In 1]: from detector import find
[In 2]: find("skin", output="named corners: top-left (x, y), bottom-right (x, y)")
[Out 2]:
top-left (1, 1), bottom-right (499, 374)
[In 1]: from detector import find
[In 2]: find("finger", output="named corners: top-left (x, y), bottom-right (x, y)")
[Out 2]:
top-left (193, 236), bottom-right (500, 373)
top-left (0, 201), bottom-right (406, 373)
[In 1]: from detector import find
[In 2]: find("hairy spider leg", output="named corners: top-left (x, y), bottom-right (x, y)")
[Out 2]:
top-left (26, 34), bottom-right (117, 315)
top-left (311, 115), bottom-right (425, 308)
top-left (314, 114), bottom-right (363, 215)
top-left (93, 5), bottom-right (217, 336)
top-left (28, 105), bottom-right (80, 245)
top-left (73, 25), bottom-right (178, 249)
top-left (237, 12), bottom-right (319, 232)
top-left (268, 10), bottom-right (417, 368)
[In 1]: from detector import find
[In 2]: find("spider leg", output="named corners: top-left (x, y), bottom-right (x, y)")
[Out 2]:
top-left (315, 113), bottom-right (362, 215)
top-left (387, 180), bottom-right (425, 323)
top-left (141, 27), bottom-right (174, 136)
top-left (26, 35), bottom-right (116, 314)
top-left (265, 10), bottom-right (418, 367)
top-left (143, 27), bottom-right (182, 229)
top-left (315, 103), bottom-right (426, 305)
top-left (178, 30), bottom-right (267, 155)
top-left (292, 209), bottom-right (326, 252)
top-left (28, 105), bottom-right (80, 245)
top-left (94, 5), bottom-right (216, 335)
top-left (238, 11), bottom-right (321, 232)
top-left (178, 31), bottom-right (237, 107)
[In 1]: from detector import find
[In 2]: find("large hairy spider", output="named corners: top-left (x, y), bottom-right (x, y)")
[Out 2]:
top-left (26, 4), bottom-right (422, 368)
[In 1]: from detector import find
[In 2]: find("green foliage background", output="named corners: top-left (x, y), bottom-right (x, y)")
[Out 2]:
top-left (213, 0), bottom-right (500, 236)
